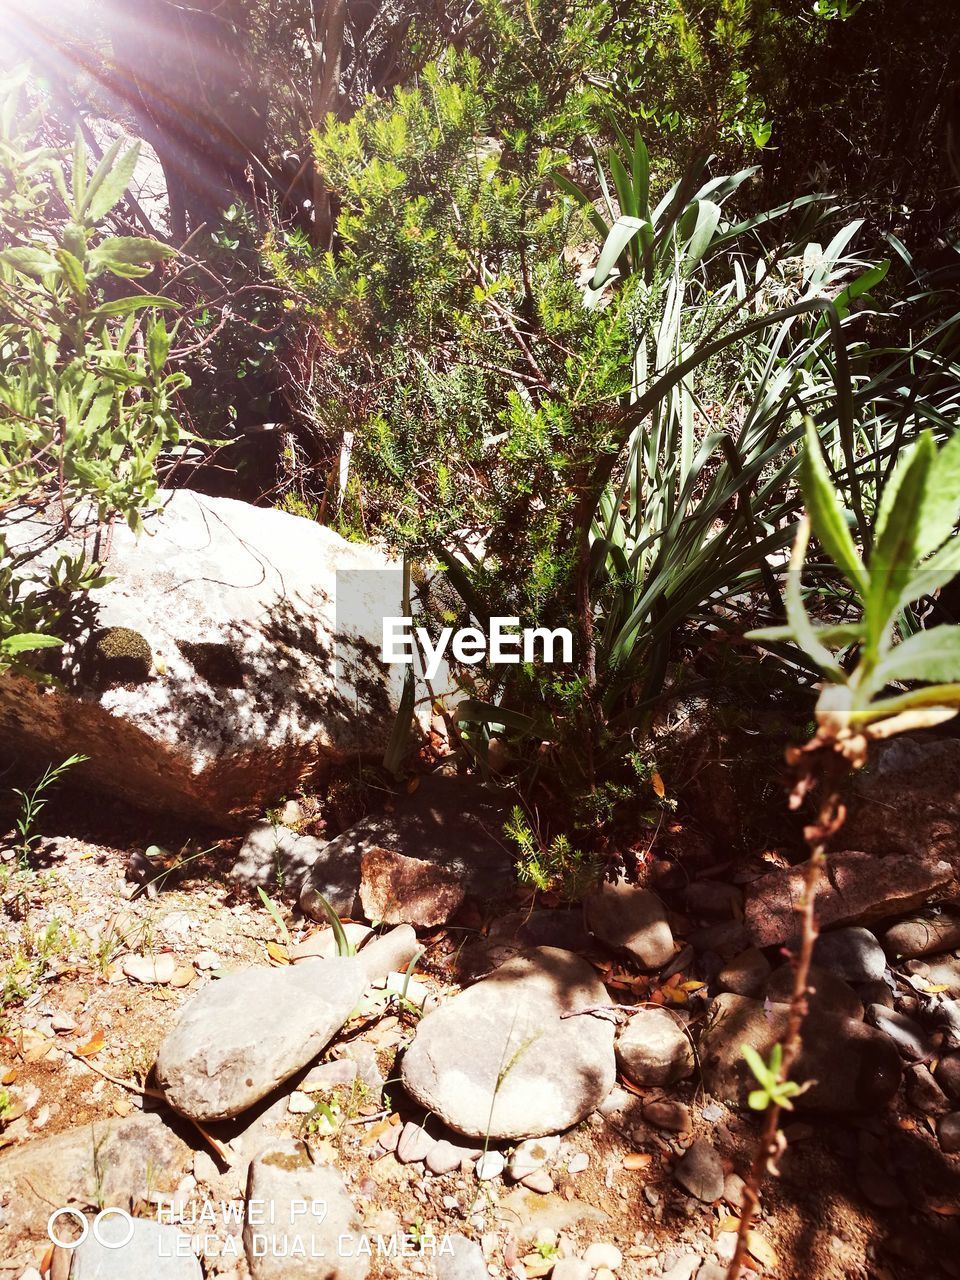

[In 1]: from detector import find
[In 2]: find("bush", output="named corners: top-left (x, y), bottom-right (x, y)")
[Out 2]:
top-left (0, 70), bottom-right (186, 675)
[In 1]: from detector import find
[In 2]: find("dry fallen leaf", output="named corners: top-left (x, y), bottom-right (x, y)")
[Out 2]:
top-left (717, 1215), bottom-right (741, 1234)
top-left (651, 770), bottom-right (665, 798)
top-left (622, 1153), bottom-right (652, 1170)
top-left (76, 1030), bottom-right (106, 1058)
top-left (747, 1230), bottom-right (778, 1270)
top-left (266, 941), bottom-right (290, 965)
top-left (928, 1202), bottom-right (960, 1216)
top-left (0, 1067), bottom-right (17, 1085)
top-left (122, 953), bottom-right (178, 985)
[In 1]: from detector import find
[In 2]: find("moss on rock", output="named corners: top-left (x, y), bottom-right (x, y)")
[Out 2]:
top-left (94, 626), bottom-right (153, 685)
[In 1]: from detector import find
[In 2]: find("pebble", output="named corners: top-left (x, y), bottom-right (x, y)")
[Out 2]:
top-left (813, 926), bottom-right (886, 982)
top-left (435, 1232), bottom-right (488, 1280)
top-left (377, 1122), bottom-right (401, 1153)
top-left (567, 1152), bottom-right (590, 1174)
top-left (507, 1134), bottom-right (560, 1180)
top-left (642, 1100), bottom-right (691, 1133)
top-left (674, 1139), bottom-right (724, 1202)
top-left (583, 1242), bottom-right (623, 1270)
top-left (550, 1262), bottom-right (591, 1280)
top-left (397, 1120), bottom-right (438, 1164)
top-left (905, 1063), bottom-right (950, 1115)
top-left (615, 1008), bottom-right (694, 1087)
top-left (427, 1140), bottom-right (478, 1176)
top-left (475, 1151), bottom-right (505, 1180)
top-left (286, 1091), bottom-right (315, 1114)
top-left (660, 1257), bottom-right (701, 1280)
top-left (193, 1150), bottom-right (220, 1184)
top-left (884, 914), bottom-right (960, 959)
top-left (521, 1169), bottom-right (554, 1194)
top-left (936, 1052), bottom-right (960, 1100)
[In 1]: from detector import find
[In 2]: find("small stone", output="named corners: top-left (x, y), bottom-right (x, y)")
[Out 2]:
top-left (593, 1269), bottom-right (616, 1280)
top-left (436, 1233), bottom-right (487, 1280)
top-left (51, 1012), bottom-right (77, 1033)
top-left (566, 1152), bottom-right (589, 1174)
top-left (717, 948), bottom-right (771, 997)
top-left (231, 822), bottom-right (325, 895)
top-left (427, 1139), bottom-right (479, 1176)
top-left (857, 980), bottom-right (895, 1010)
top-left (697, 1265), bottom-right (728, 1280)
top-left (675, 1140), bottom-right (724, 1202)
top-left (475, 1151), bottom-right (505, 1180)
top-left (938, 1112), bottom-right (960, 1154)
top-left (935, 1053), bottom-right (960, 1100)
top-left (813, 926), bottom-right (886, 982)
top-left (289, 924), bottom-right (372, 962)
top-left (397, 1120), bottom-right (438, 1164)
top-left (582, 1242), bottom-right (623, 1270)
top-left (520, 1169), bottom-right (554, 1193)
top-left (723, 1171), bottom-right (746, 1209)
top-left (377, 1123), bottom-right (401, 1154)
top-left (301, 1059), bottom-right (358, 1092)
top-left (906, 1063), bottom-right (950, 1114)
top-left (615, 1008), bottom-right (694, 1086)
top-left (551, 1262), bottom-right (591, 1280)
top-left (642, 1100), bottom-right (691, 1133)
top-left (507, 1134), bottom-right (560, 1180)
top-left (884, 914), bottom-right (960, 960)
top-left (866, 1004), bottom-right (934, 1060)
top-left (286, 1091), bottom-right (315, 1115)
top-left (660, 1256), bottom-right (701, 1280)
top-left (586, 881), bottom-right (674, 968)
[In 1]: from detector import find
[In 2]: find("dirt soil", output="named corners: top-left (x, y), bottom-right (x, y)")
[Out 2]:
top-left (0, 792), bottom-right (959, 1280)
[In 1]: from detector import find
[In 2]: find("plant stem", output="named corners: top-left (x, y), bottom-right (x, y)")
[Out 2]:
top-left (724, 752), bottom-right (846, 1280)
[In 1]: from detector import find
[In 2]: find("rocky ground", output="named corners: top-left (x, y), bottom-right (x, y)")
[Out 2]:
top-left (1, 756), bottom-right (960, 1280)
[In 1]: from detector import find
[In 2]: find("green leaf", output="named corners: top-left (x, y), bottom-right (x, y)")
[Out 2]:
top-left (784, 517), bottom-right (844, 678)
top-left (89, 295), bottom-right (180, 320)
top-left (55, 248), bottom-right (86, 296)
top-left (872, 626), bottom-right (960, 688)
top-left (2, 633), bottom-right (64, 654)
top-left (591, 215), bottom-right (647, 288)
top-left (82, 142), bottom-right (140, 223)
top-left (915, 430), bottom-right (960, 559)
top-left (147, 319), bottom-right (170, 375)
top-left (799, 417), bottom-right (867, 593)
top-left (88, 236), bottom-right (175, 279)
top-left (680, 199), bottom-right (721, 267)
top-left (0, 246), bottom-right (57, 277)
top-left (866, 433), bottom-right (936, 651)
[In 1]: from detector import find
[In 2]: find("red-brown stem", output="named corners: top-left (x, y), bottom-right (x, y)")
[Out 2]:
top-left (724, 753), bottom-right (846, 1280)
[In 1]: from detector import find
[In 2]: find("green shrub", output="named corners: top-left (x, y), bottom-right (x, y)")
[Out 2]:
top-left (0, 69), bottom-right (187, 675)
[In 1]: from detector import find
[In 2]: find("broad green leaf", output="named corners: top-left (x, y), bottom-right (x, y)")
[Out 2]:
top-left (680, 200), bottom-right (721, 267)
top-left (55, 248), bottom-right (86, 296)
top-left (784, 517), bottom-right (844, 678)
top-left (915, 430), bottom-right (960, 559)
top-left (747, 622), bottom-right (864, 646)
top-left (866, 434), bottom-right (936, 650)
top-left (83, 142), bottom-right (140, 223)
top-left (0, 246), bottom-right (57, 277)
top-left (88, 236), bottom-right (175, 280)
top-left (2, 633), bottom-right (64, 654)
top-left (89, 295), bottom-right (180, 320)
top-left (591, 215), bottom-right (647, 288)
top-left (147, 319), bottom-right (170, 375)
top-left (873, 626), bottom-right (960, 688)
top-left (799, 417), bottom-right (867, 593)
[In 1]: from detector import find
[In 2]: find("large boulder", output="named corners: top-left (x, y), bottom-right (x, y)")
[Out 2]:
top-left (0, 490), bottom-right (426, 825)
top-left (400, 947), bottom-right (616, 1140)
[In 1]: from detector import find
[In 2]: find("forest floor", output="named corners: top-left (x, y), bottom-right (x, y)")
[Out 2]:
top-left (0, 783), bottom-right (958, 1280)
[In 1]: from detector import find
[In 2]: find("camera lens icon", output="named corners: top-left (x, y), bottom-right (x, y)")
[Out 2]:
top-left (48, 1207), bottom-right (135, 1251)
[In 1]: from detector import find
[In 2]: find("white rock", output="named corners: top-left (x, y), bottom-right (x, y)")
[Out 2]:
top-left (582, 1243), bottom-right (623, 1271)
top-left (567, 1152), bottom-right (589, 1175)
top-left (286, 1091), bottom-right (315, 1115)
top-left (475, 1152), bottom-right (505, 1181)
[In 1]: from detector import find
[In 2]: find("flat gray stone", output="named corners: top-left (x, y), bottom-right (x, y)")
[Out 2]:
top-left (69, 1218), bottom-right (201, 1278)
top-left (936, 1052), bottom-right (960, 1099)
top-left (675, 1139), bottom-right (723, 1202)
top-left (400, 947), bottom-right (616, 1140)
top-left (244, 1141), bottom-right (368, 1279)
top-left (717, 947), bottom-right (771, 997)
top-left (813, 927), bottom-right (886, 982)
top-left (507, 1134), bottom-right (560, 1180)
top-left (156, 957), bottom-right (367, 1120)
top-left (765, 963), bottom-right (863, 1020)
top-left (397, 1119), bottom-right (438, 1164)
top-left (938, 1111), bottom-right (960, 1154)
top-left (615, 1007), bottom-right (694, 1086)
top-left (231, 822), bottom-right (327, 896)
top-left (585, 881), bottom-right (674, 968)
